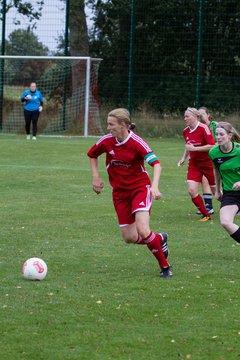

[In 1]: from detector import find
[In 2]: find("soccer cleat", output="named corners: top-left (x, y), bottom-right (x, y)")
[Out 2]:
top-left (206, 208), bottom-right (214, 215)
top-left (160, 266), bottom-right (173, 278)
top-left (197, 208), bottom-right (214, 215)
top-left (32, 136), bottom-right (37, 140)
top-left (159, 232), bottom-right (169, 259)
top-left (26, 135), bottom-right (30, 140)
top-left (199, 215), bottom-right (211, 222)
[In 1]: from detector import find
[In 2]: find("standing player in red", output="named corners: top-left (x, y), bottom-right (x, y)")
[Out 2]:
top-left (87, 108), bottom-right (172, 278)
top-left (198, 106), bottom-right (218, 215)
top-left (178, 107), bottom-right (216, 221)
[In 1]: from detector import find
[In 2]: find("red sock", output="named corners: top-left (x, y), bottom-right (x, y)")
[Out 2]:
top-left (192, 194), bottom-right (209, 216)
top-left (144, 232), bottom-right (169, 268)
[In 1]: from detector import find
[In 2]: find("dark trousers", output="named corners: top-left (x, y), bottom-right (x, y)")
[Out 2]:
top-left (24, 109), bottom-right (40, 136)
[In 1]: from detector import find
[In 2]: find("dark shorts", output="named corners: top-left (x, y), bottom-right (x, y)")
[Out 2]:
top-left (221, 190), bottom-right (240, 210)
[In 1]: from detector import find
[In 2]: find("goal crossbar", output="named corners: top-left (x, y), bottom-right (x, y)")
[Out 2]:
top-left (0, 55), bottom-right (102, 61)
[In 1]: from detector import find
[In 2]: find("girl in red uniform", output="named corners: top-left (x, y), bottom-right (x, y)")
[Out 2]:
top-left (87, 108), bottom-right (172, 278)
top-left (178, 107), bottom-right (216, 221)
top-left (198, 107), bottom-right (218, 215)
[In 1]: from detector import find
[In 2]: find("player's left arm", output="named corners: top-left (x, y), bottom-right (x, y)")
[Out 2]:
top-left (39, 91), bottom-right (44, 106)
top-left (213, 167), bottom-right (223, 201)
top-left (144, 152), bottom-right (161, 200)
top-left (186, 126), bottom-right (215, 152)
top-left (185, 143), bottom-right (214, 152)
top-left (151, 162), bottom-right (162, 200)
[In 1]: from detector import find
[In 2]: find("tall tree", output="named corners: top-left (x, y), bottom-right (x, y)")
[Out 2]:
top-left (5, 28), bottom-right (48, 56)
top-left (1, 0), bottom-right (44, 28)
top-left (68, 0), bottom-right (89, 99)
top-left (5, 29), bottom-right (49, 85)
top-left (88, 0), bottom-right (130, 103)
top-left (59, 0), bottom-right (102, 133)
top-left (69, 0), bottom-right (89, 56)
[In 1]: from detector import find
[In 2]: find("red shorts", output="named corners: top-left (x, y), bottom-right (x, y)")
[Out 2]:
top-left (187, 160), bottom-right (215, 186)
top-left (112, 185), bottom-right (152, 227)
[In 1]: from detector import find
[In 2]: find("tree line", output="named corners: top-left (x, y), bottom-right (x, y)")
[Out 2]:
top-left (2, 0), bottom-right (240, 113)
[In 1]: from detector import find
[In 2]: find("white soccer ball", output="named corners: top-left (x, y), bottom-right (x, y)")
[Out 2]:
top-left (22, 257), bottom-right (48, 281)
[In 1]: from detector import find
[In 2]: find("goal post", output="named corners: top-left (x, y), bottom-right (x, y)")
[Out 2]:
top-left (0, 55), bottom-right (103, 137)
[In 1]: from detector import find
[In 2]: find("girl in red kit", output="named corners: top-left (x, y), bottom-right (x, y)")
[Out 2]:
top-left (178, 107), bottom-right (216, 221)
top-left (87, 108), bottom-right (172, 278)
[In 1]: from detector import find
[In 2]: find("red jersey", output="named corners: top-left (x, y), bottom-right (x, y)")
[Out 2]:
top-left (87, 131), bottom-right (159, 190)
top-left (183, 121), bottom-right (215, 164)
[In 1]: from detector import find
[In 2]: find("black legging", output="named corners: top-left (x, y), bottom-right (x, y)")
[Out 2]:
top-left (24, 109), bottom-right (40, 136)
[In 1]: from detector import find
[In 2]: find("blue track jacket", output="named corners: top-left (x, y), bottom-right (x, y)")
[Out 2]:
top-left (21, 89), bottom-right (44, 111)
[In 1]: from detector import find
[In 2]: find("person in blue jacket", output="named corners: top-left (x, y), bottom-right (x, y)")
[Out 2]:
top-left (21, 82), bottom-right (44, 140)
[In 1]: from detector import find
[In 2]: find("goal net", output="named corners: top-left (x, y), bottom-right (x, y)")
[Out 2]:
top-left (0, 55), bottom-right (103, 136)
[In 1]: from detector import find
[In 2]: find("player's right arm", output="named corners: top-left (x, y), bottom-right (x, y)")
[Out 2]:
top-left (21, 91), bottom-right (31, 102)
top-left (213, 167), bottom-right (222, 201)
top-left (89, 157), bottom-right (104, 194)
top-left (21, 91), bottom-right (27, 102)
top-left (87, 136), bottom-right (109, 194)
top-left (178, 148), bottom-right (189, 166)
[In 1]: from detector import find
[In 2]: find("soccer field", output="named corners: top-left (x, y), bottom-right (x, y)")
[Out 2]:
top-left (1, 135), bottom-right (239, 360)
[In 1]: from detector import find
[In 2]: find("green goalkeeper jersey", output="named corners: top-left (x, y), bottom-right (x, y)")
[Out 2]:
top-left (209, 142), bottom-right (240, 191)
top-left (209, 121), bottom-right (218, 141)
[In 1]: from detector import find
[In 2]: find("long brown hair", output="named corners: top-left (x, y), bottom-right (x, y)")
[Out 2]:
top-left (216, 122), bottom-right (240, 143)
top-left (198, 106), bottom-right (214, 121)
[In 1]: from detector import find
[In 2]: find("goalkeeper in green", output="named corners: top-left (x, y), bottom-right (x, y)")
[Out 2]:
top-left (209, 122), bottom-right (240, 243)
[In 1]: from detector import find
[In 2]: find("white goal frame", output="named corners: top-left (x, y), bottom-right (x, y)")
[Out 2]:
top-left (0, 55), bottom-right (102, 137)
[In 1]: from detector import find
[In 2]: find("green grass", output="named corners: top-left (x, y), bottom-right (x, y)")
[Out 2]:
top-left (0, 135), bottom-right (240, 360)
